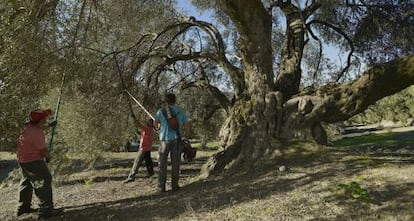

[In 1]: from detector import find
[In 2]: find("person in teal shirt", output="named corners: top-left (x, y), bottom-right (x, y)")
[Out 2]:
top-left (154, 93), bottom-right (190, 192)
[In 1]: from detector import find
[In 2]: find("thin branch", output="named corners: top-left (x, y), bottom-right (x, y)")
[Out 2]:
top-left (182, 80), bottom-right (231, 111)
top-left (303, 0), bottom-right (321, 19)
top-left (308, 19), bottom-right (354, 81)
top-left (146, 51), bottom-right (217, 87)
top-left (165, 65), bottom-right (198, 91)
top-left (344, 1), bottom-right (414, 8)
top-left (305, 23), bottom-right (322, 84)
top-left (114, 55), bottom-right (139, 124)
top-left (140, 20), bottom-right (242, 95)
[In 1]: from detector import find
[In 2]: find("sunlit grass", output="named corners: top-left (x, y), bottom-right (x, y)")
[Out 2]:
top-left (0, 152), bottom-right (15, 160)
top-left (333, 132), bottom-right (414, 149)
top-left (190, 141), bottom-right (220, 150)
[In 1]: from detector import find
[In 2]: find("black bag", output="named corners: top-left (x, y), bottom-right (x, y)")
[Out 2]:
top-left (181, 139), bottom-right (196, 162)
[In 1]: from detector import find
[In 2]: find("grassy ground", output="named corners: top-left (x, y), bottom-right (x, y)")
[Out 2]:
top-left (1, 133), bottom-right (413, 221)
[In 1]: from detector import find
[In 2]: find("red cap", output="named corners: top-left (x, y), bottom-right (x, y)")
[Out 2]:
top-left (29, 109), bottom-right (52, 123)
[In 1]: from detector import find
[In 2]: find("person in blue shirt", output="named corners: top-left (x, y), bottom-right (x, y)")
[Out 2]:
top-left (154, 93), bottom-right (190, 192)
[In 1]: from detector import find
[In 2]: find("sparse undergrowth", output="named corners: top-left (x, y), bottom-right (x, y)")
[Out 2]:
top-left (0, 139), bottom-right (413, 221)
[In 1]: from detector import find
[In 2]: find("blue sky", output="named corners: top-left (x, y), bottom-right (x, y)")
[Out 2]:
top-left (174, 1), bottom-right (363, 76)
top-left (175, 1), bottom-right (214, 23)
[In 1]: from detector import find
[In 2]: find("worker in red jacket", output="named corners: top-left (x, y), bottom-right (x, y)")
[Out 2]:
top-left (123, 118), bottom-right (155, 183)
top-left (16, 109), bottom-right (63, 218)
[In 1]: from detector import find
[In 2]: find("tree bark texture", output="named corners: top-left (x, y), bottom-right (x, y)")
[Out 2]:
top-left (275, 3), bottom-right (306, 101)
top-left (203, 54), bottom-right (414, 176)
top-left (200, 1), bottom-right (414, 176)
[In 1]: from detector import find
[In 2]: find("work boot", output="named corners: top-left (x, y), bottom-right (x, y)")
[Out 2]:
top-left (146, 172), bottom-right (154, 178)
top-left (17, 207), bottom-right (37, 216)
top-left (172, 185), bottom-right (180, 192)
top-left (122, 177), bottom-right (135, 183)
top-left (38, 208), bottom-right (64, 219)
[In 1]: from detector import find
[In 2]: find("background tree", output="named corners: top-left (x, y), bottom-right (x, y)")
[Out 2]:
top-left (348, 86), bottom-right (414, 126)
top-left (180, 88), bottom-right (226, 148)
top-left (0, 0), bottom-right (179, 170)
top-left (1, 0), bottom-right (61, 150)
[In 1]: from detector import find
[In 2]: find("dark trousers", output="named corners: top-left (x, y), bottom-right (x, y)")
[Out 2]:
top-left (158, 140), bottom-right (180, 190)
top-left (128, 150), bottom-right (154, 179)
top-left (18, 160), bottom-right (53, 212)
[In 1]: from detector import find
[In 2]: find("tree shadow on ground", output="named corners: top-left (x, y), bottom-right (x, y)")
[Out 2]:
top-left (57, 156), bottom-right (207, 186)
top-left (16, 146), bottom-right (414, 221)
top-left (0, 160), bottom-right (18, 182)
top-left (319, 182), bottom-right (414, 221)
top-left (9, 142), bottom-right (414, 221)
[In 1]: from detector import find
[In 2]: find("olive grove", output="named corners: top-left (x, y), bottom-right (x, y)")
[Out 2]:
top-left (1, 0), bottom-right (413, 177)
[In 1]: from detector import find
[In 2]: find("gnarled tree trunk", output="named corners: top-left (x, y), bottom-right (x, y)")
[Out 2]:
top-left (200, 1), bottom-right (283, 177)
top-left (202, 53), bottom-right (414, 176)
top-left (201, 1), bottom-right (414, 177)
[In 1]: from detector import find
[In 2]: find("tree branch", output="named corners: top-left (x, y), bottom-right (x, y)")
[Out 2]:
top-left (305, 24), bottom-right (323, 84)
top-left (303, 1), bottom-right (321, 19)
top-left (307, 19), bottom-right (354, 81)
top-left (181, 80), bottom-right (231, 112)
top-left (294, 56), bottom-right (414, 123)
top-left (217, 0), bottom-right (274, 94)
top-left (122, 19), bottom-right (243, 96)
top-left (344, 1), bottom-right (414, 9)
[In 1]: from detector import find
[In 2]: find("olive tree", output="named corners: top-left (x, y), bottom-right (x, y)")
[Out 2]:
top-left (113, 0), bottom-right (413, 176)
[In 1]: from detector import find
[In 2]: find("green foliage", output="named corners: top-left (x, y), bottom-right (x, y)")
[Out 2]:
top-left (84, 177), bottom-right (93, 189)
top-left (339, 181), bottom-right (371, 202)
top-left (0, 0), bottom-right (178, 175)
top-left (353, 0), bottom-right (414, 62)
top-left (314, 0), bottom-right (414, 65)
top-left (0, 0), bottom-right (60, 150)
top-left (178, 88), bottom-right (226, 146)
top-left (347, 86), bottom-right (414, 125)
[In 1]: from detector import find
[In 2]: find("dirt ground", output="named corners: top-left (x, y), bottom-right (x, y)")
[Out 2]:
top-left (1, 142), bottom-right (413, 221)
